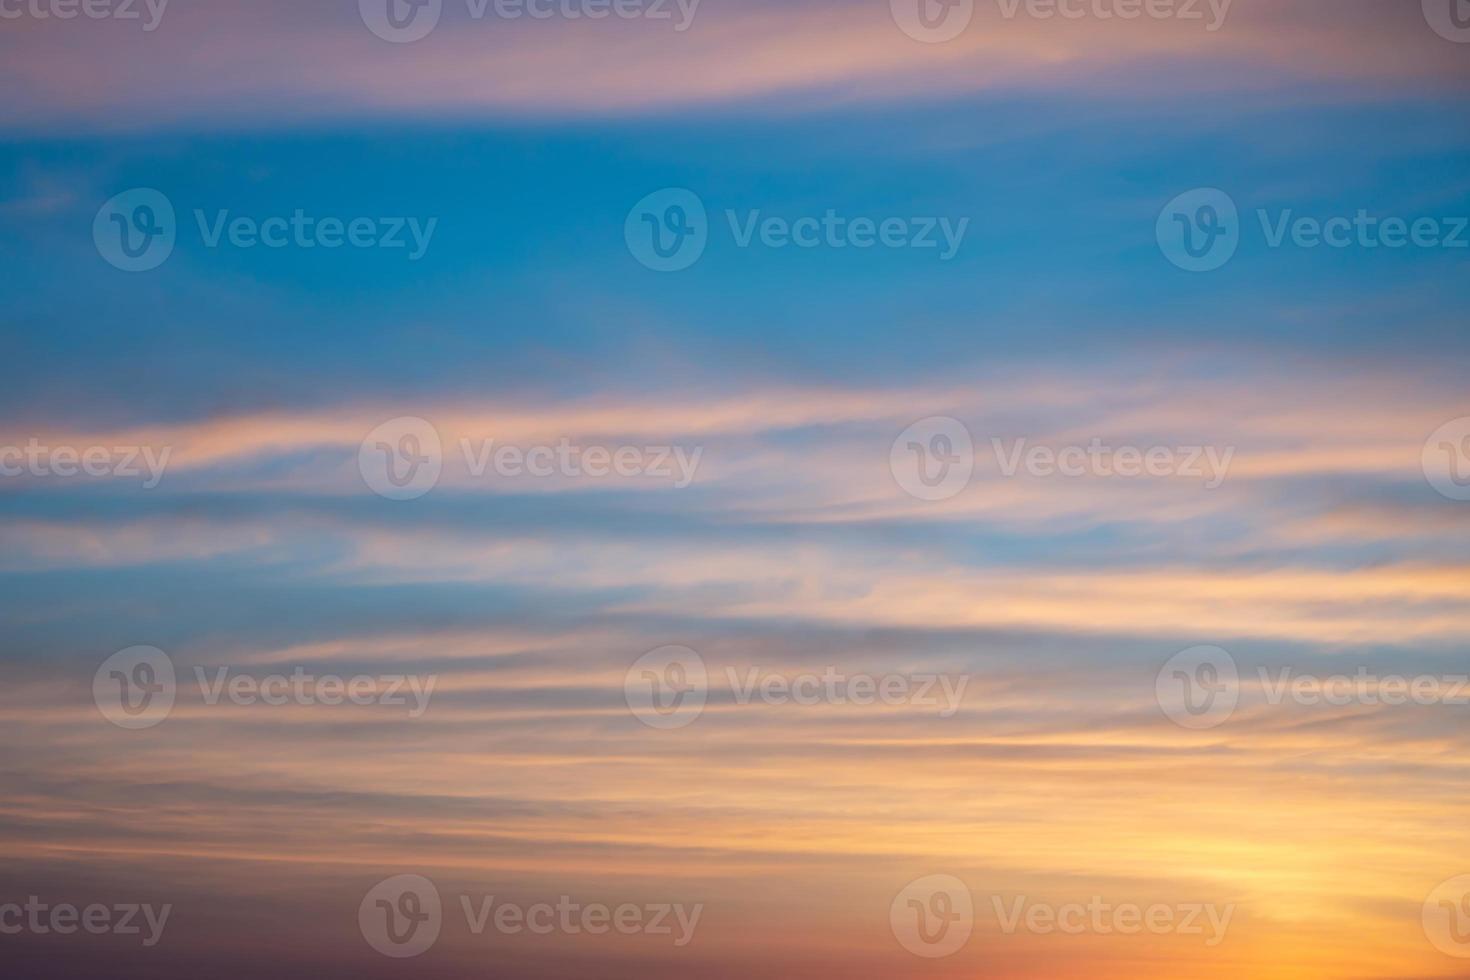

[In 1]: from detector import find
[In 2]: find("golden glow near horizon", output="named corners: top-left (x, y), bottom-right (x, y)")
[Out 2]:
top-left (5, 367), bottom-right (1470, 976)
top-left (3, 2), bottom-right (1469, 975)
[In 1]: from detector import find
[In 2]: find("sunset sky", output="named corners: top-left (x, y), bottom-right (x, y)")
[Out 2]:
top-left (2, 1), bottom-right (1469, 977)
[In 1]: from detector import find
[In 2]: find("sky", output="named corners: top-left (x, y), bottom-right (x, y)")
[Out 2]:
top-left (1, 0), bottom-right (1469, 977)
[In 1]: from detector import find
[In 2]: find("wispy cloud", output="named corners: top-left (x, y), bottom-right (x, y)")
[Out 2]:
top-left (1, 0), bottom-right (1464, 130)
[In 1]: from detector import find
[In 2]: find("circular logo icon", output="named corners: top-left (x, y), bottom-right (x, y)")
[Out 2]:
top-left (359, 0), bottom-right (441, 42)
top-left (359, 417), bottom-right (443, 500)
top-left (1422, 417), bottom-right (1470, 501)
top-left (890, 0), bottom-right (973, 42)
top-left (890, 874), bottom-right (973, 958)
top-left (1423, 0), bottom-right (1470, 43)
top-left (1156, 645), bottom-right (1239, 729)
top-left (1157, 188), bottom-right (1239, 272)
top-left (625, 188), bottom-right (708, 272)
top-left (94, 646), bottom-right (176, 729)
top-left (890, 417), bottom-right (974, 502)
top-left (360, 874), bottom-right (442, 958)
top-left (624, 645), bottom-right (707, 729)
top-left (1424, 874), bottom-right (1470, 957)
top-left (94, 189), bottom-right (175, 273)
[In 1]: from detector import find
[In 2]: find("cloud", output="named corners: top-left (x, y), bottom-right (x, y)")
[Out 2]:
top-left (0, 0), bottom-right (1464, 131)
